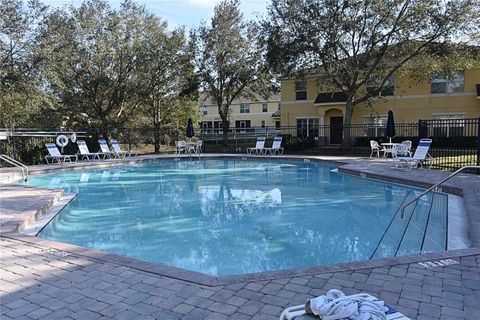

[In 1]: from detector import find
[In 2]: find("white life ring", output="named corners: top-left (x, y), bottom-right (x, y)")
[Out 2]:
top-left (56, 134), bottom-right (69, 147)
top-left (70, 132), bottom-right (77, 143)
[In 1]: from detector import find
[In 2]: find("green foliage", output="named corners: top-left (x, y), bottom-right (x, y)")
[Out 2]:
top-left (192, 0), bottom-right (277, 145)
top-left (0, 0), bottom-right (53, 128)
top-left (264, 0), bottom-right (480, 129)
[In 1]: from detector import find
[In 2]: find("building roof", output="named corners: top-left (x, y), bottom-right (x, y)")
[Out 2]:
top-left (200, 92), bottom-right (281, 106)
top-left (314, 92), bottom-right (348, 104)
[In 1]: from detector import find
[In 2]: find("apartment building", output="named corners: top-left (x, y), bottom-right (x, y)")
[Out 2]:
top-left (280, 68), bottom-right (480, 144)
top-left (199, 94), bottom-right (281, 133)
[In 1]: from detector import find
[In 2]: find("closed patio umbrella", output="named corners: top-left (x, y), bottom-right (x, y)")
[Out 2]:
top-left (385, 110), bottom-right (396, 143)
top-left (186, 118), bottom-right (194, 139)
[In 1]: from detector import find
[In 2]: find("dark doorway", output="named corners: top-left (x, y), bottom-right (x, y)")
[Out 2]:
top-left (330, 117), bottom-right (343, 144)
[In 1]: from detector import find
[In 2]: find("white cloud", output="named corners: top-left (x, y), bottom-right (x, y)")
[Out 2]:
top-left (187, 0), bottom-right (221, 8)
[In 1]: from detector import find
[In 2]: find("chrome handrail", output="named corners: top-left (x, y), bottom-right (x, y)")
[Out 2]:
top-left (0, 154), bottom-right (28, 181)
top-left (400, 165), bottom-right (480, 218)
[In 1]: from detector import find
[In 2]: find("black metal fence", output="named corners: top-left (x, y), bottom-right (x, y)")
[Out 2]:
top-left (1, 118), bottom-right (478, 172)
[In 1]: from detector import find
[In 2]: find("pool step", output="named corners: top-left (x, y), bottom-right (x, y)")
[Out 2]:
top-left (371, 191), bottom-right (448, 259)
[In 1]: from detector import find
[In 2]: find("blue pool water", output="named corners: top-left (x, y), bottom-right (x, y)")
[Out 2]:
top-left (24, 159), bottom-right (448, 276)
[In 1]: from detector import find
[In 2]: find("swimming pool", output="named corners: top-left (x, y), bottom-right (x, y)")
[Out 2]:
top-left (24, 158), bottom-right (448, 276)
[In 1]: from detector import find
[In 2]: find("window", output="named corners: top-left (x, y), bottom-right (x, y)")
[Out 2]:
top-left (277, 102), bottom-right (281, 110)
top-left (235, 120), bottom-right (251, 132)
top-left (366, 76), bottom-right (394, 96)
top-left (275, 121), bottom-right (281, 129)
top-left (262, 103), bottom-right (268, 112)
top-left (297, 118), bottom-right (319, 138)
top-left (363, 116), bottom-right (387, 137)
top-left (431, 72), bottom-right (464, 94)
top-left (432, 113), bottom-right (465, 137)
top-left (295, 79), bottom-right (307, 100)
top-left (240, 103), bottom-right (250, 113)
top-left (261, 120), bottom-right (265, 128)
top-left (199, 105), bottom-right (208, 115)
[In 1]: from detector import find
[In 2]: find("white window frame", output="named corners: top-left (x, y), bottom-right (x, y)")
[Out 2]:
top-left (200, 105), bottom-right (208, 116)
top-left (262, 103), bottom-right (268, 112)
top-left (431, 71), bottom-right (464, 94)
top-left (363, 115), bottom-right (387, 137)
top-left (296, 117), bottom-right (319, 137)
top-left (240, 103), bottom-right (250, 114)
top-left (295, 79), bottom-right (307, 100)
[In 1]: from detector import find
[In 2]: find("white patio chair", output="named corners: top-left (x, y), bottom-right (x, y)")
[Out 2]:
top-left (45, 143), bottom-right (78, 164)
top-left (401, 140), bottom-right (413, 157)
top-left (194, 140), bottom-right (203, 153)
top-left (247, 137), bottom-right (266, 155)
top-left (370, 140), bottom-right (384, 158)
top-left (176, 140), bottom-right (187, 153)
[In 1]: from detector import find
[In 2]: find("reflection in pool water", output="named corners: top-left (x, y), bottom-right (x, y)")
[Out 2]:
top-left (24, 159), bottom-right (447, 276)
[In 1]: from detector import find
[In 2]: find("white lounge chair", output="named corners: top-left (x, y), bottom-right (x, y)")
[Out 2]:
top-left (98, 139), bottom-right (115, 159)
top-left (393, 139), bottom-right (432, 170)
top-left (280, 290), bottom-right (410, 320)
top-left (370, 140), bottom-right (384, 158)
top-left (76, 140), bottom-right (106, 161)
top-left (247, 137), bottom-right (266, 155)
top-left (45, 143), bottom-right (78, 164)
top-left (111, 139), bottom-right (137, 157)
top-left (265, 136), bottom-right (284, 155)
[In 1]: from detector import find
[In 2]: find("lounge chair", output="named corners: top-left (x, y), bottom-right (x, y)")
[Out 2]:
top-left (247, 137), bottom-right (266, 155)
top-left (176, 140), bottom-right (187, 153)
top-left (111, 139), bottom-right (137, 157)
top-left (45, 143), bottom-right (78, 164)
top-left (98, 139), bottom-right (115, 159)
top-left (280, 289), bottom-right (410, 320)
top-left (265, 136), bottom-right (284, 155)
top-left (370, 140), bottom-right (384, 158)
top-left (76, 140), bottom-right (106, 160)
top-left (393, 139), bottom-right (432, 170)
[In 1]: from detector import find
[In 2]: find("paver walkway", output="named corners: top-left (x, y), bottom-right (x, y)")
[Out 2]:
top-left (2, 156), bottom-right (480, 319)
top-left (1, 236), bottom-right (479, 320)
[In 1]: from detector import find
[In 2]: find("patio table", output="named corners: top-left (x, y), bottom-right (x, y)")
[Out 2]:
top-left (381, 143), bottom-right (399, 160)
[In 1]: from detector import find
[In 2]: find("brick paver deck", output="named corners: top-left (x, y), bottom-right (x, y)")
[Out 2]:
top-left (1, 237), bottom-right (479, 320)
top-left (1, 155), bottom-right (480, 319)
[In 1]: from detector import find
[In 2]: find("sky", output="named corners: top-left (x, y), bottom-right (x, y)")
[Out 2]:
top-left (43, 0), bottom-right (270, 30)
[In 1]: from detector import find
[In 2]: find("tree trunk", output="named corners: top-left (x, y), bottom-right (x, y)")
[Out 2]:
top-left (221, 117), bottom-right (229, 146)
top-left (153, 102), bottom-right (160, 153)
top-left (218, 104), bottom-right (230, 146)
top-left (342, 97), bottom-right (355, 147)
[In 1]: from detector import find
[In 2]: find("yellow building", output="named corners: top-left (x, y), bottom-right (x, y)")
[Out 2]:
top-left (280, 68), bottom-right (480, 144)
top-left (199, 94), bottom-right (281, 133)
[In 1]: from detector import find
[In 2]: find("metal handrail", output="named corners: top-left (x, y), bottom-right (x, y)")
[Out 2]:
top-left (400, 165), bottom-right (480, 218)
top-left (0, 154), bottom-right (28, 181)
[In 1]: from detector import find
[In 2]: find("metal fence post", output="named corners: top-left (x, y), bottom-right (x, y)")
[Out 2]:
top-left (12, 128), bottom-right (17, 160)
top-left (477, 117), bottom-right (480, 167)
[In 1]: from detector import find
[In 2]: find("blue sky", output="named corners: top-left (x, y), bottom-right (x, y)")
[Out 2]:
top-left (43, 0), bottom-right (270, 30)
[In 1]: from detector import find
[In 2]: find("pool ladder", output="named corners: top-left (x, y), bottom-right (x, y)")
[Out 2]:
top-left (400, 165), bottom-right (480, 218)
top-left (0, 154), bottom-right (28, 181)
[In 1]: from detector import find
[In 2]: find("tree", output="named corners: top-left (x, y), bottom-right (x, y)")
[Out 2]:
top-left (192, 0), bottom-right (275, 145)
top-left (0, 0), bottom-right (53, 128)
top-left (264, 0), bottom-right (480, 144)
top-left (40, 0), bottom-right (188, 139)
